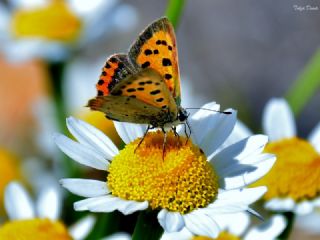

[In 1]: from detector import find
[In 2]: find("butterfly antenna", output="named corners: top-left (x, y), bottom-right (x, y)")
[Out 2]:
top-left (185, 108), bottom-right (232, 115)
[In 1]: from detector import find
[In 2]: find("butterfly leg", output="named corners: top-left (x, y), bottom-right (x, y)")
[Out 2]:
top-left (162, 127), bottom-right (167, 160)
top-left (172, 126), bottom-right (181, 146)
top-left (185, 120), bottom-right (192, 144)
top-left (134, 125), bottom-right (151, 153)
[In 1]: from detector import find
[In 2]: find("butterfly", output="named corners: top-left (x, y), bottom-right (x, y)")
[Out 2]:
top-left (88, 17), bottom-right (189, 140)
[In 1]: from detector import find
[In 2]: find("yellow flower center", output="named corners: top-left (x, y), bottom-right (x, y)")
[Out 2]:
top-left (252, 137), bottom-right (320, 201)
top-left (0, 218), bottom-right (72, 240)
top-left (192, 231), bottom-right (240, 240)
top-left (11, 0), bottom-right (82, 42)
top-left (0, 149), bottom-right (22, 214)
top-left (107, 131), bottom-right (219, 214)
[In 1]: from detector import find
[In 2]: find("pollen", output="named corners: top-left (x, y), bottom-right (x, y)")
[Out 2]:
top-left (252, 137), bottom-right (320, 201)
top-left (107, 131), bottom-right (219, 214)
top-left (11, 0), bottom-right (82, 42)
top-left (0, 219), bottom-right (72, 239)
top-left (192, 232), bottom-right (240, 240)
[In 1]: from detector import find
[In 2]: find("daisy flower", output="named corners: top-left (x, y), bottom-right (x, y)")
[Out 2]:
top-left (0, 181), bottom-right (95, 239)
top-left (161, 213), bottom-right (286, 240)
top-left (229, 98), bottom-right (320, 215)
top-left (0, 0), bottom-right (137, 62)
top-left (54, 102), bottom-right (276, 238)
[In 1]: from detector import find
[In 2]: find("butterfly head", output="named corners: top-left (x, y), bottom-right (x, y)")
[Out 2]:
top-left (177, 107), bottom-right (189, 123)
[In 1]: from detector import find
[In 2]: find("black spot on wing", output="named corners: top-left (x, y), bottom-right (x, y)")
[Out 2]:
top-left (144, 49), bottom-right (152, 55)
top-left (162, 58), bottom-right (172, 66)
top-left (164, 74), bottom-right (172, 80)
top-left (141, 61), bottom-right (150, 68)
top-left (150, 89), bottom-right (161, 95)
top-left (98, 79), bottom-right (104, 85)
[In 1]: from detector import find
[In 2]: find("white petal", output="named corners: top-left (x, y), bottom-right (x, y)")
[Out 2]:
top-left (189, 102), bottom-right (237, 156)
top-left (10, 0), bottom-right (48, 9)
top-left (187, 102), bottom-right (219, 140)
top-left (37, 186), bottom-right (61, 220)
top-left (67, 0), bottom-right (115, 17)
top-left (54, 133), bottom-right (109, 170)
top-left (262, 98), bottom-right (296, 141)
top-left (101, 232), bottom-right (131, 240)
top-left (218, 153), bottom-right (276, 189)
top-left (184, 210), bottom-right (220, 238)
top-left (213, 212), bottom-right (250, 236)
top-left (114, 122), bottom-right (147, 144)
top-left (212, 135), bottom-right (269, 167)
top-left (206, 187), bottom-right (267, 214)
top-left (74, 196), bottom-right (110, 211)
top-left (312, 197), bottom-right (320, 207)
top-left (221, 120), bottom-right (253, 148)
top-left (157, 209), bottom-right (185, 233)
top-left (308, 122), bottom-right (320, 153)
top-left (244, 215), bottom-right (287, 240)
top-left (4, 182), bottom-right (35, 220)
top-left (69, 215), bottom-right (96, 240)
top-left (60, 178), bottom-right (109, 197)
top-left (264, 198), bottom-right (295, 212)
top-left (74, 196), bottom-right (148, 215)
top-left (294, 201), bottom-right (313, 215)
top-left (160, 228), bottom-right (192, 240)
top-left (212, 135), bottom-right (275, 189)
top-left (67, 117), bottom-right (118, 159)
top-left (116, 199), bottom-right (148, 215)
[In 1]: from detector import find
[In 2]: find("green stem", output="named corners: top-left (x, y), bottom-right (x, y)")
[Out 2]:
top-left (286, 48), bottom-right (320, 116)
top-left (277, 212), bottom-right (295, 240)
top-left (132, 211), bottom-right (164, 240)
top-left (48, 62), bottom-right (67, 133)
top-left (165, 0), bottom-right (186, 29)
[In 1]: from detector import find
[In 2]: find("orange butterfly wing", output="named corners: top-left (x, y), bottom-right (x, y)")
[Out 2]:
top-left (96, 54), bottom-right (136, 96)
top-left (128, 17), bottom-right (181, 105)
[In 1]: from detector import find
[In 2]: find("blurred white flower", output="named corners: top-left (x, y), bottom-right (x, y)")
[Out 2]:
top-left (0, 181), bottom-right (95, 239)
top-left (227, 98), bottom-right (320, 215)
top-left (0, 0), bottom-right (137, 62)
